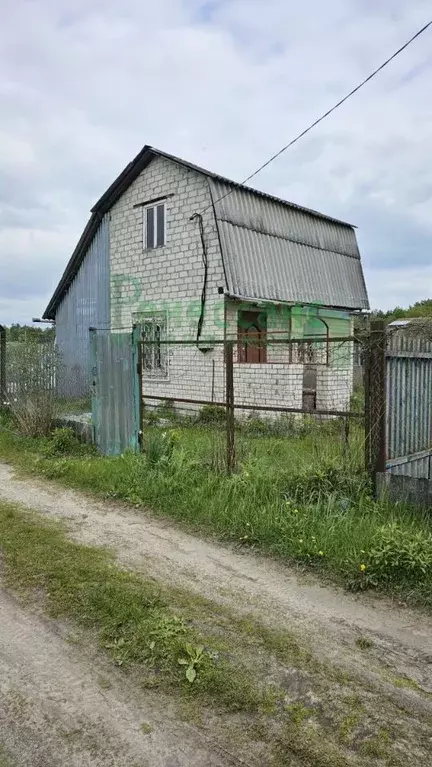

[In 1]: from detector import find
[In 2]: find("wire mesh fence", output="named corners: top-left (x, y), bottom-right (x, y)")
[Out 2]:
top-left (139, 332), bottom-right (366, 474)
top-left (0, 337), bottom-right (92, 437)
top-left (5, 318), bottom-right (430, 494)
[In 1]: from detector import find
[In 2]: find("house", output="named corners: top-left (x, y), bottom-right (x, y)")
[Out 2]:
top-left (44, 145), bottom-right (369, 414)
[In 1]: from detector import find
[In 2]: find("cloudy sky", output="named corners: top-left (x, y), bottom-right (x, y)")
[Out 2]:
top-left (1, 0), bottom-right (431, 323)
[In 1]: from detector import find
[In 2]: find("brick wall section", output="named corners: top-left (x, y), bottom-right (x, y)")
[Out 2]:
top-left (315, 368), bottom-right (354, 413)
top-left (110, 155), bottom-right (227, 408)
top-left (110, 155), bottom-right (225, 339)
top-left (233, 364), bottom-right (303, 417)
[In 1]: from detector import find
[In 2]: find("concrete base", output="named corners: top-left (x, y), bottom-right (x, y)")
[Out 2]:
top-left (55, 414), bottom-right (93, 445)
top-left (377, 472), bottom-right (432, 508)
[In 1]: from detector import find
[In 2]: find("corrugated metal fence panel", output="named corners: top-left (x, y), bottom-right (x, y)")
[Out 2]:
top-left (91, 331), bottom-right (138, 456)
top-left (386, 328), bottom-right (432, 478)
top-left (386, 454), bottom-right (431, 479)
top-left (55, 214), bottom-right (110, 397)
top-left (210, 180), bottom-right (369, 310)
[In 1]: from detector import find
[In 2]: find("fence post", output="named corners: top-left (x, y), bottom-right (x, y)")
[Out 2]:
top-left (364, 319), bottom-right (386, 495)
top-left (225, 340), bottom-right (235, 472)
top-left (132, 324), bottom-right (143, 451)
top-left (0, 325), bottom-right (6, 403)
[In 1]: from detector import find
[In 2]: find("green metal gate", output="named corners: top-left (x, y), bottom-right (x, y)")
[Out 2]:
top-left (90, 328), bottom-right (140, 455)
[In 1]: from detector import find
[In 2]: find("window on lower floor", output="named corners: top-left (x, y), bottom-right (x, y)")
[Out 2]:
top-left (141, 317), bottom-right (168, 376)
top-left (237, 309), bottom-right (267, 363)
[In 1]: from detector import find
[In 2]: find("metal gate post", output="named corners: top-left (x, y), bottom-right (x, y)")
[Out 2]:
top-left (225, 340), bottom-right (235, 472)
top-left (365, 319), bottom-right (387, 495)
top-left (132, 324), bottom-right (143, 450)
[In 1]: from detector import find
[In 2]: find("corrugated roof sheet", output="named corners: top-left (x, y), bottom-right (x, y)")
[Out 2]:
top-left (210, 180), bottom-right (369, 310)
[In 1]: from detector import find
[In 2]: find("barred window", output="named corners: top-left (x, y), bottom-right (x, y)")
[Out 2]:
top-left (142, 318), bottom-right (168, 377)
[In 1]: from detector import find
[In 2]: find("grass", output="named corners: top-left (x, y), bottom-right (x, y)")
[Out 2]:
top-left (0, 499), bottom-right (268, 713)
top-left (0, 746), bottom-right (12, 767)
top-left (0, 414), bottom-right (431, 607)
top-left (56, 396), bottom-right (91, 416)
top-left (0, 499), bottom-right (426, 767)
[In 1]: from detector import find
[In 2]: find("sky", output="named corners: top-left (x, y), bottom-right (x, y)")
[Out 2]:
top-left (1, 0), bottom-right (431, 324)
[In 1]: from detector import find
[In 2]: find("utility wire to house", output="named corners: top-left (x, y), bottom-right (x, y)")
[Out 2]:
top-left (199, 20), bottom-right (432, 214)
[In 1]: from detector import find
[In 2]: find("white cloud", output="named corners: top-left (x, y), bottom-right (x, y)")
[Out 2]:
top-left (366, 265), bottom-right (432, 311)
top-left (0, 0), bottom-right (432, 323)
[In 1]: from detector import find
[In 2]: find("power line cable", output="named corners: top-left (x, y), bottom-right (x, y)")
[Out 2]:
top-left (200, 20), bottom-right (432, 213)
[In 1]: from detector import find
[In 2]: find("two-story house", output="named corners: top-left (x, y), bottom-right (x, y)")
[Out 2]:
top-left (44, 145), bottom-right (369, 414)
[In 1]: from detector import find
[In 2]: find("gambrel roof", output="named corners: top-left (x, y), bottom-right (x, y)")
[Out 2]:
top-left (44, 145), bottom-right (369, 318)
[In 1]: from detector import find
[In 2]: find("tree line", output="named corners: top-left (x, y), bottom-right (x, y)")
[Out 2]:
top-left (4, 324), bottom-right (55, 342)
top-left (371, 298), bottom-right (432, 322)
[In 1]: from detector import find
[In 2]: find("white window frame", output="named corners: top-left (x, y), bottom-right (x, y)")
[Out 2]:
top-left (140, 315), bottom-right (168, 379)
top-left (142, 200), bottom-right (167, 250)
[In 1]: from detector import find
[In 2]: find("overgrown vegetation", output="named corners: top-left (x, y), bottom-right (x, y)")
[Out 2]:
top-left (0, 416), bottom-right (431, 608)
top-left (4, 341), bottom-right (60, 437)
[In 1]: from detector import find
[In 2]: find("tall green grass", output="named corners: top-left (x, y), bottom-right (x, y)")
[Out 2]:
top-left (0, 422), bottom-right (431, 606)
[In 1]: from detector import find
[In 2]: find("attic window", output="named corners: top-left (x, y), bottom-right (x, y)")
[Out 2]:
top-left (143, 201), bottom-right (166, 249)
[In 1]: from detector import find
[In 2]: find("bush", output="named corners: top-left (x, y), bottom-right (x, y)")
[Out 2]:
top-left (156, 399), bottom-right (176, 420)
top-left (6, 341), bottom-right (61, 437)
top-left (198, 404), bottom-right (226, 425)
top-left (144, 429), bottom-right (178, 465)
top-left (367, 523), bottom-right (432, 583)
top-left (239, 413), bottom-right (298, 437)
top-left (11, 393), bottom-right (56, 437)
top-left (44, 427), bottom-right (82, 456)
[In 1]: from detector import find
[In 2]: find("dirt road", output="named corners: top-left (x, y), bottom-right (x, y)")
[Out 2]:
top-left (0, 589), bottom-right (233, 767)
top-left (0, 462), bottom-right (431, 765)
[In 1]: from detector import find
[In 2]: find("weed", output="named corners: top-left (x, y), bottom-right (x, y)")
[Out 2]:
top-left (156, 399), bottom-right (176, 420)
top-left (140, 722), bottom-right (153, 735)
top-left (43, 427), bottom-right (82, 456)
top-left (0, 744), bottom-right (12, 767)
top-left (338, 712), bottom-right (360, 742)
top-left (391, 675), bottom-right (430, 695)
top-left (355, 636), bottom-right (373, 651)
top-left (367, 522), bottom-right (432, 582)
top-left (360, 728), bottom-right (391, 758)
top-left (144, 430), bottom-right (177, 465)
top-left (198, 404), bottom-right (226, 425)
top-left (285, 702), bottom-right (314, 726)
top-left (178, 643), bottom-right (206, 683)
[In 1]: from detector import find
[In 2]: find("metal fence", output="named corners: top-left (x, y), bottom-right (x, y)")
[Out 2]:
top-left (139, 332), bottom-right (364, 472)
top-left (385, 322), bottom-right (432, 479)
top-left (1, 338), bottom-right (58, 402)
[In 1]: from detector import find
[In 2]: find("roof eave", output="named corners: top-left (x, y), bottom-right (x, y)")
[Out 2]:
top-left (226, 291), bottom-right (369, 311)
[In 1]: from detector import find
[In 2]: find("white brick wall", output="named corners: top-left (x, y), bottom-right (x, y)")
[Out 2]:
top-left (233, 364), bottom-right (304, 417)
top-left (110, 155), bottom-right (225, 339)
top-left (315, 367), bottom-right (353, 413)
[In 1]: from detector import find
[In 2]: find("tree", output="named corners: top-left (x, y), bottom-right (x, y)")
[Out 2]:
top-left (5, 324), bottom-right (55, 342)
top-left (371, 299), bottom-right (432, 323)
